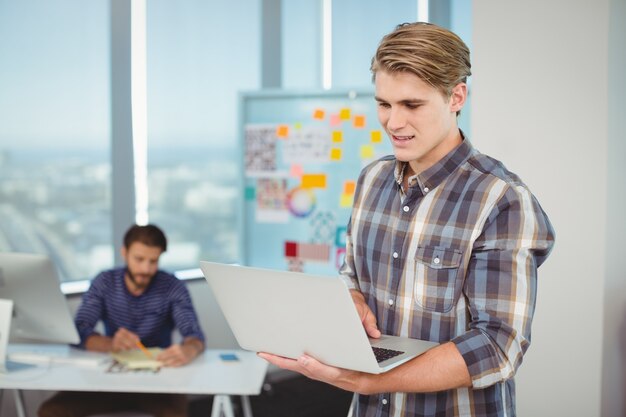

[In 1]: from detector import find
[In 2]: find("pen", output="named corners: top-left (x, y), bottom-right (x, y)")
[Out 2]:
top-left (136, 340), bottom-right (153, 359)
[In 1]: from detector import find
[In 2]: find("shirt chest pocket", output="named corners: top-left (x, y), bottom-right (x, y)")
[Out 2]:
top-left (413, 246), bottom-right (462, 313)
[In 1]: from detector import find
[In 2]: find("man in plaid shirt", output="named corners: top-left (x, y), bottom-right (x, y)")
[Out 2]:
top-left (260, 22), bottom-right (555, 417)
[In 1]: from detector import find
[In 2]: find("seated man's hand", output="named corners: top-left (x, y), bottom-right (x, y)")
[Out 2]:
top-left (157, 338), bottom-right (204, 367)
top-left (111, 327), bottom-right (141, 352)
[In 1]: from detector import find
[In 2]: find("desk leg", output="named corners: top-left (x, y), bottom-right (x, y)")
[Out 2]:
top-left (13, 389), bottom-right (27, 417)
top-left (211, 395), bottom-right (235, 417)
top-left (241, 395), bottom-right (253, 417)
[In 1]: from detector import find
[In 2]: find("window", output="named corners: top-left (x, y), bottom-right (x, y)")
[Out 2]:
top-left (0, 1), bottom-right (111, 282)
top-left (145, 0), bottom-right (260, 270)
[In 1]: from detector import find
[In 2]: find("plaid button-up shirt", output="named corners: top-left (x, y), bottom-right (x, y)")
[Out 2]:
top-left (340, 138), bottom-right (555, 417)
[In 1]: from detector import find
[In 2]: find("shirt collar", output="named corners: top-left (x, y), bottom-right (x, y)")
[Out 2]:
top-left (393, 130), bottom-right (473, 194)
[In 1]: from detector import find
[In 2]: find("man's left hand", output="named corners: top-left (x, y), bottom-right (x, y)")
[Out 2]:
top-left (157, 343), bottom-right (200, 367)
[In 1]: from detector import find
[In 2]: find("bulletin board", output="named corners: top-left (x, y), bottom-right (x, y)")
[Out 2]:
top-left (239, 89), bottom-right (393, 276)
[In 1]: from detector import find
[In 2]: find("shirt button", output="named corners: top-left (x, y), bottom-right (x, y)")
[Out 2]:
top-left (424, 187), bottom-right (429, 193)
top-left (403, 205), bottom-right (409, 212)
top-left (382, 398), bottom-right (388, 405)
top-left (388, 299), bottom-right (394, 306)
top-left (392, 252), bottom-right (398, 259)
top-left (433, 257), bottom-right (440, 264)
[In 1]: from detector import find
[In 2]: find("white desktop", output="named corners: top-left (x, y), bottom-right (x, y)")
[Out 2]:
top-left (0, 252), bottom-right (80, 372)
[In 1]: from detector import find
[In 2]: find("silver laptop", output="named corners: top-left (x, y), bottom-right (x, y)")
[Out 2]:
top-left (199, 261), bottom-right (438, 374)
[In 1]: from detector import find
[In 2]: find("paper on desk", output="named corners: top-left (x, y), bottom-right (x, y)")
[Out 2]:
top-left (111, 347), bottom-right (163, 370)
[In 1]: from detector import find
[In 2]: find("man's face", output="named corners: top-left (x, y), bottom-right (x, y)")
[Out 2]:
top-left (121, 242), bottom-right (162, 291)
top-left (375, 70), bottom-right (466, 174)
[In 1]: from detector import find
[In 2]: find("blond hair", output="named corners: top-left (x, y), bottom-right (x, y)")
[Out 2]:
top-left (371, 22), bottom-right (471, 98)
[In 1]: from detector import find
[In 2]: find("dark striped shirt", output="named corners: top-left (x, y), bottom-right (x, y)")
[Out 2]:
top-left (75, 267), bottom-right (205, 348)
top-left (340, 138), bottom-right (555, 417)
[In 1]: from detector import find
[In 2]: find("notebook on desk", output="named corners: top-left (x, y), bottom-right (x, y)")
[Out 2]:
top-left (199, 261), bottom-right (438, 374)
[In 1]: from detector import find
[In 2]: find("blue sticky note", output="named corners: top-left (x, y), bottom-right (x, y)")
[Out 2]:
top-left (220, 353), bottom-right (239, 362)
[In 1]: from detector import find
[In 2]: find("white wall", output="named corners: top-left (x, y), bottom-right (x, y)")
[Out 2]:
top-left (472, 1), bottom-right (625, 416)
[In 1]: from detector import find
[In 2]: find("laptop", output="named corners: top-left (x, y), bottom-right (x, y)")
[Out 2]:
top-left (199, 261), bottom-right (438, 374)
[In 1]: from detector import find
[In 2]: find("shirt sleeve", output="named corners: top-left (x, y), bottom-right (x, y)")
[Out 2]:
top-left (74, 273), bottom-right (108, 348)
top-left (170, 280), bottom-right (206, 343)
top-left (452, 185), bottom-right (555, 388)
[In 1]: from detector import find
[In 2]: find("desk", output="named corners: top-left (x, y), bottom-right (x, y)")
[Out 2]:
top-left (0, 344), bottom-right (268, 417)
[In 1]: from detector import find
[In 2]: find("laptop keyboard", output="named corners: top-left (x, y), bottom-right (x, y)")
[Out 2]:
top-left (372, 346), bottom-right (404, 363)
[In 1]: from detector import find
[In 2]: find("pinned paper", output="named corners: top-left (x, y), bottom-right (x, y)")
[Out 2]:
top-left (301, 174), bottom-right (327, 189)
top-left (313, 108), bottom-right (325, 120)
top-left (339, 108), bottom-right (351, 120)
top-left (330, 148), bottom-right (342, 161)
top-left (332, 131), bottom-right (343, 142)
top-left (335, 247), bottom-right (346, 271)
top-left (343, 180), bottom-right (356, 195)
top-left (340, 193), bottom-right (353, 208)
top-left (335, 226), bottom-right (347, 247)
top-left (276, 125), bottom-right (289, 138)
top-left (329, 113), bottom-right (341, 127)
top-left (360, 145), bottom-right (375, 159)
top-left (353, 115), bottom-right (366, 128)
top-left (289, 164), bottom-right (304, 178)
top-left (371, 130), bottom-right (383, 143)
top-left (284, 241), bottom-right (331, 262)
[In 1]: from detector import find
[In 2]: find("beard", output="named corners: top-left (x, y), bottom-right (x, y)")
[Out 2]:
top-left (126, 268), bottom-right (154, 290)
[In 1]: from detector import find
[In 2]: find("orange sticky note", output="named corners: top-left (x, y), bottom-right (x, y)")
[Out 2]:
top-left (330, 148), bottom-right (342, 161)
top-left (301, 174), bottom-right (327, 189)
top-left (339, 108), bottom-right (351, 120)
top-left (339, 193), bottom-right (353, 208)
top-left (332, 131), bottom-right (343, 142)
top-left (343, 180), bottom-right (356, 195)
top-left (290, 164), bottom-right (304, 178)
top-left (360, 145), bottom-right (374, 159)
top-left (276, 125), bottom-right (289, 138)
top-left (313, 109), bottom-right (325, 120)
top-left (371, 130), bottom-right (383, 143)
top-left (353, 115), bottom-right (366, 128)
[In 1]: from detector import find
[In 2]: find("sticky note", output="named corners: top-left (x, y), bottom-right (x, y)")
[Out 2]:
top-left (294, 122), bottom-right (302, 130)
top-left (340, 193), bottom-right (353, 208)
top-left (330, 148), bottom-right (342, 161)
top-left (289, 164), bottom-right (304, 178)
top-left (276, 125), bottom-right (289, 138)
top-left (313, 109), bottom-right (325, 120)
top-left (343, 180), bottom-right (356, 195)
top-left (220, 353), bottom-right (239, 362)
top-left (332, 131), bottom-right (343, 142)
top-left (360, 145), bottom-right (374, 159)
top-left (329, 113), bottom-right (341, 127)
top-left (339, 108), bottom-right (351, 120)
top-left (371, 130), bottom-right (383, 143)
top-left (353, 115), bottom-right (366, 128)
top-left (245, 186), bottom-right (256, 200)
top-left (301, 174), bottom-right (327, 189)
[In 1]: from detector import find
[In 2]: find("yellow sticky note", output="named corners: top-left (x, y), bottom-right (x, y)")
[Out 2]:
top-left (313, 109), bottom-right (325, 120)
top-left (332, 131), bottom-right (343, 142)
top-left (360, 145), bottom-right (374, 159)
top-left (276, 125), bottom-right (289, 138)
top-left (339, 108), bottom-right (351, 120)
top-left (343, 180), bottom-right (356, 195)
top-left (330, 148), bottom-right (342, 161)
top-left (340, 193), bottom-right (353, 208)
top-left (353, 115), bottom-right (366, 128)
top-left (294, 122), bottom-right (302, 130)
top-left (301, 174), bottom-right (327, 189)
top-left (371, 130), bottom-right (383, 143)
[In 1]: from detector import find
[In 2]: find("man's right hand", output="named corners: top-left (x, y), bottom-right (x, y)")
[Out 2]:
top-left (111, 327), bottom-right (141, 352)
top-left (350, 290), bottom-right (381, 338)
